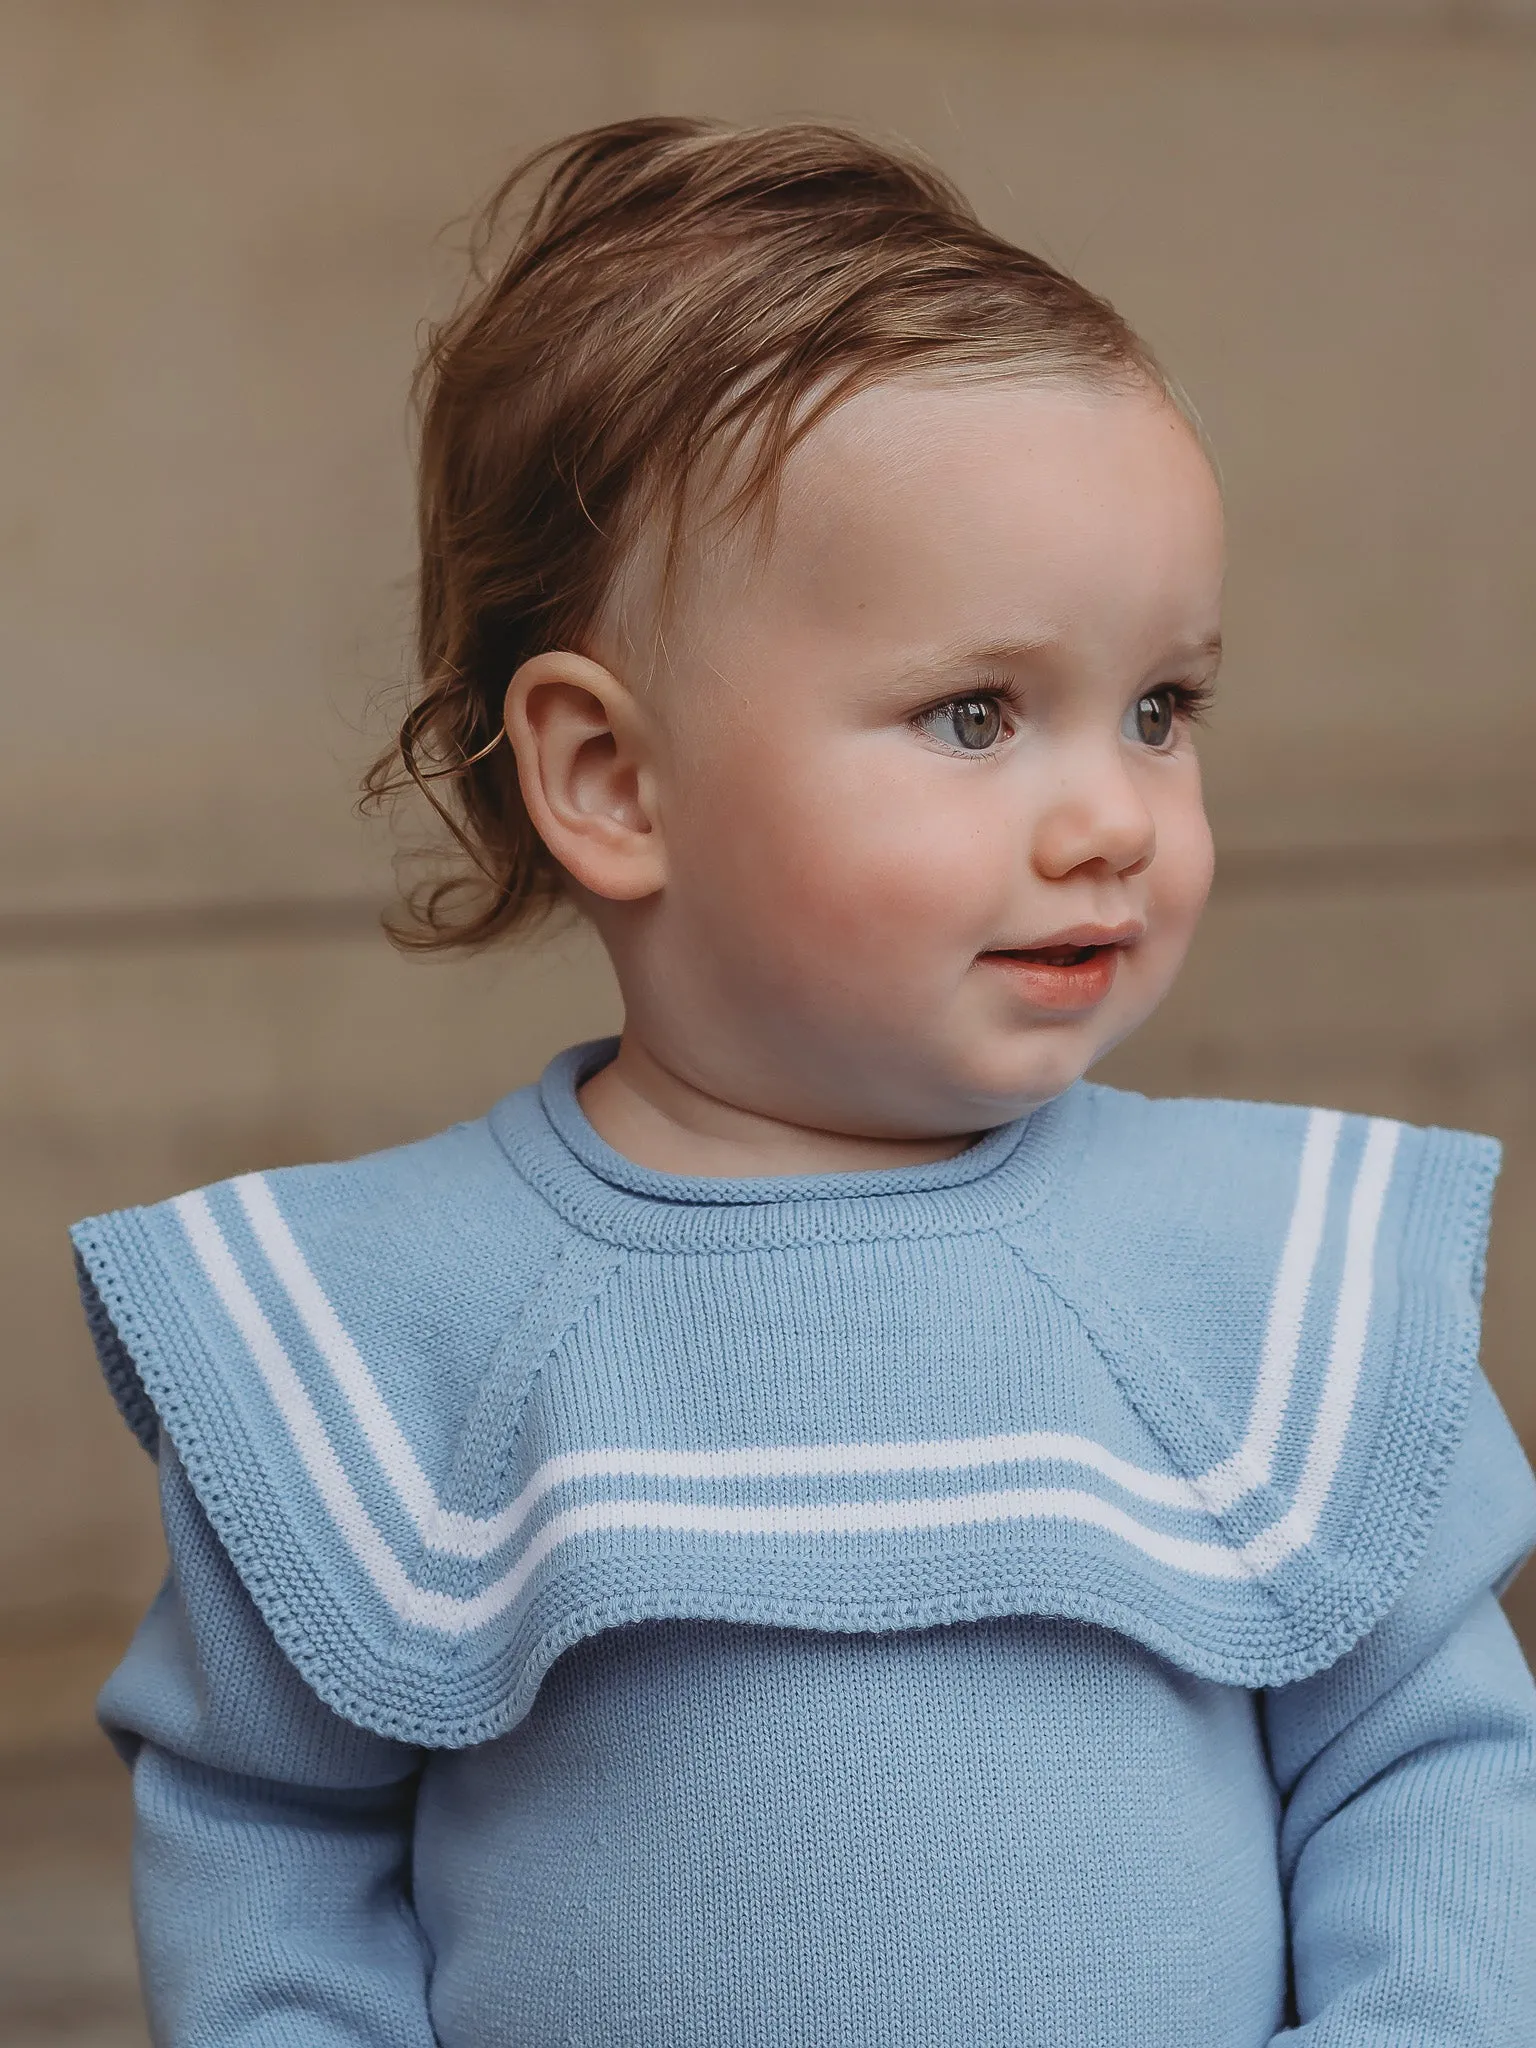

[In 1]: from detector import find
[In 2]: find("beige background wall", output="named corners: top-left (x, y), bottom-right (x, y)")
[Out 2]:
top-left (5, 0), bottom-right (1536, 1755)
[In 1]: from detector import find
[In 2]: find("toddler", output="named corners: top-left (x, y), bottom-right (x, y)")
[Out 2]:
top-left (75, 118), bottom-right (1536, 2045)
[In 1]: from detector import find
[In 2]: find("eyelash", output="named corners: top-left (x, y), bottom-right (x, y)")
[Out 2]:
top-left (1158, 678), bottom-right (1216, 725)
top-left (910, 673), bottom-right (1021, 757)
top-left (914, 675), bottom-right (1216, 756)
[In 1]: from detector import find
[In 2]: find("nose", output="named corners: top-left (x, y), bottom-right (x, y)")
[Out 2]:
top-left (1031, 748), bottom-right (1157, 882)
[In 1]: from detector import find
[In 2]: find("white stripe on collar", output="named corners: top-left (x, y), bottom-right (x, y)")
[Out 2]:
top-left (169, 1110), bottom-right (1398, 1636)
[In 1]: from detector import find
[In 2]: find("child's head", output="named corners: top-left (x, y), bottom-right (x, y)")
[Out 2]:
top-left (373, 117), bottom-right (1223, 1143)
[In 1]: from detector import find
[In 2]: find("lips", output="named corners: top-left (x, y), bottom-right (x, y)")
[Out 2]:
top-left (990, 921), bottom-right (1144, 957)
top-left (1007, 942), bottom-right (1106, 968)
top-left (977, 925), bottom-right (1140, 1013)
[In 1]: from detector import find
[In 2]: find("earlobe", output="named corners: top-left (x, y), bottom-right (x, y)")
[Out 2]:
top-left (503, 652), bottom-right (667, 902)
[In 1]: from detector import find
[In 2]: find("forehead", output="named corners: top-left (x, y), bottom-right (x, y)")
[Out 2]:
top-left (678, 376), bottom-right (1224, 676)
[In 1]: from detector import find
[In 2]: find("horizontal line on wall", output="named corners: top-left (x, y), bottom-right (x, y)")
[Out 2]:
top-left (0, 895), bottom-right (388, 955)
top-left (513, 0), bottom-right (1535, 41)
top-left (1214, 836), bottom-right (1536, 895)
top-left (1, 838), bottom-right (1534, 958)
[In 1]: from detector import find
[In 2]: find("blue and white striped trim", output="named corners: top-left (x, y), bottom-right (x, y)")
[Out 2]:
top-left (171, 1109), bottom-right (1400, 1636)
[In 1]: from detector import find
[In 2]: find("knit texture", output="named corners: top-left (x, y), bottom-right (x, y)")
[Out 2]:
top-left (78, 1042), bottom-right (1536, 2046)
top-left (76, 1042), bottom-right (1511, 1744)
top-left (100, 1393), bottom-right (1536, 2046)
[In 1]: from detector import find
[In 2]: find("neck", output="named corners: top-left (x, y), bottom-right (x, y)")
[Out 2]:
top-left (576, 1034), bottom-right (976, 1179)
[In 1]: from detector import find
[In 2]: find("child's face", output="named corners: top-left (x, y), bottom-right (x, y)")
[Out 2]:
top-left (585, 377), bottom-right (1223, 1140)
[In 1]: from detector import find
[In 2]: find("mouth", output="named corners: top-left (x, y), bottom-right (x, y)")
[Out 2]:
top-left (997, 942), bottom-right (1110, 968)
top-left (976, 925), bottom-right (1141, 1014)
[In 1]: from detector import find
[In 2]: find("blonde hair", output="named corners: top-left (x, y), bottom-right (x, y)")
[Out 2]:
top-left (365, 115), bottom-right (1166, 951)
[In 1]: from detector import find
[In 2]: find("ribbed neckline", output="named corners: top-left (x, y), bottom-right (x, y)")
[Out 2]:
top-left (486, 1038), bottom-right (1084, 1252)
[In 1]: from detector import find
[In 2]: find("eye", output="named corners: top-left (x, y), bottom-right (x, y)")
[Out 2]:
top-left (918, 696), bottom-right (1009, 754)
top-left (1123, 689), bottom-right (1177, 749)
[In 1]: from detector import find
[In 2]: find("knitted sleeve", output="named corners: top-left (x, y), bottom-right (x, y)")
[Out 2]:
top-left (97, 1434), bottom-right (435, 2048)
top-left (1261, 1369), bottom-right (1536, 2043)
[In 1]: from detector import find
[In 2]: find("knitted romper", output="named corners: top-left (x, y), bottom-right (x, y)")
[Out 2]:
top-left (75, 1040), bottom-right (1536, 2046)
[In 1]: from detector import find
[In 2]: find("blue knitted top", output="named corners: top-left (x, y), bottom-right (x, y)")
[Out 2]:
top-left (75, 1042), bottom-right (1536, 2046)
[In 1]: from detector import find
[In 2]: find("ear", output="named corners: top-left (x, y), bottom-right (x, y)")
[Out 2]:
top-left (503, 651), bottom-right (666, 902)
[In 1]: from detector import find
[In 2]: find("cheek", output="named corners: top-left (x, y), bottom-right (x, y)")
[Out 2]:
top-left (1147, 776), bottom-right (1215, 946)
top-left (674, 740), bottom-right (992, 976)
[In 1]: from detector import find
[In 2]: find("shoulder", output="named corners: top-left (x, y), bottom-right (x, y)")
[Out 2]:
top-left (1046, 1083), bottom-right (1501, 1373)
top-left (72, 1103), bottom-right (596, 1455)
top-left (1064, 1079), bottom-right (1499, 1235)
top-left (71, 1092), bottom-right (629, 1739)
top-left (1002, 1081), bottom-right (1522, 1677)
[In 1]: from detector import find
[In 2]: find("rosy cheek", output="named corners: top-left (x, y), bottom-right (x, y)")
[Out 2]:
top-left (1149, 796), bottom-right (1215, 935)
top-left (689, 762), bottom-right (960, 970)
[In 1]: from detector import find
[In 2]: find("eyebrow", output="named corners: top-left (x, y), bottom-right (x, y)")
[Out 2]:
top-left (879, 638), bottom-right (1053, 693)
top-left (887, 632), bottom-right (1224, 690)
top-left (1181, 634), bottom-right (1225, 665)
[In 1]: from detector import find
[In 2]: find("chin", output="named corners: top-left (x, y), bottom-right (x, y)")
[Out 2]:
top-left (940, 1040), bottom-right (1100, 1129)
top-left (933, 1056), bottom-right (1089, 1138)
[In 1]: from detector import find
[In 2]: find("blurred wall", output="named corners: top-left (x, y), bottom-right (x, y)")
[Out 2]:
top-left (4, 0), bottom-right (1535, 1747)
